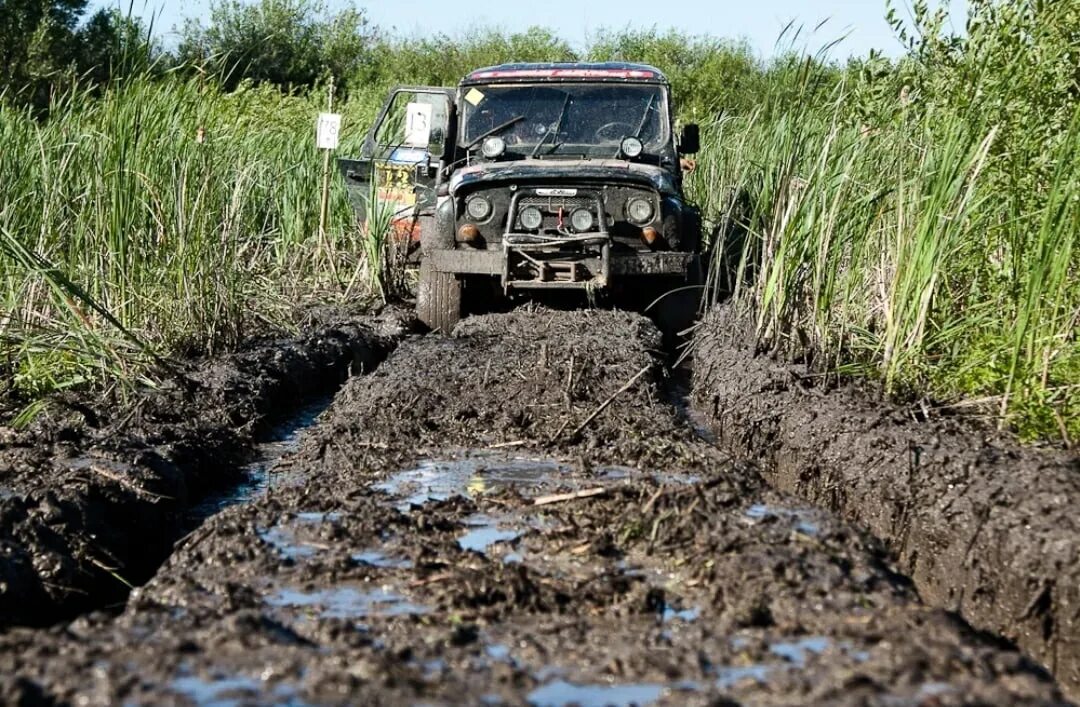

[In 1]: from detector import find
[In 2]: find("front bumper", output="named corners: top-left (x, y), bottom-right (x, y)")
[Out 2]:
top-left (429, 245), bottom-right (698, 291)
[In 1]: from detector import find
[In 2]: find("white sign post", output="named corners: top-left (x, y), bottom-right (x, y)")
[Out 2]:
top-left (317, 77), bottom-right (339, 279)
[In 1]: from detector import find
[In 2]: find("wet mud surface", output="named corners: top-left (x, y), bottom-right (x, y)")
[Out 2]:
top-left (692, 304), bottom-right (1080, 699)
top-left (0, 308), bottom-right (1067, 705)
top-left (0, 309), bottom-right (407, 626)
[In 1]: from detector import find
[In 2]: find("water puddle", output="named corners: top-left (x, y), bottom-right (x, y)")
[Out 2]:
top-left (527, 679), bottom-right (666, 707)
top-left (376, 456), bottom-right (570, 511)
top-left (267, 585), bottom-right (429, 619)
top-left (170, 674), bottom-right (260, 705)
top-left (188, 395), bottom-right (333, 524)
top-left (169, 672), bottom-right (305, 706)
top-left (662, 605), bottom-right (701, 623)
top-left (352, 550), bottom-right (413, 569)
top-left (259, 526), bottom-right (321, 561)
top-left (714, 665), bottom-right (772, 690)
top-left (376, 453), bottom-right (704, 515)
top-left (744, 504), bottom-right (822, 537)
top-left (663, 367), bottom-right (718, 444)
top-left (257, 511), bottom-right (342, 561)
top-left (458, 513), bottom-right (524, 554)
top-left (768, 636), bottom-right (831, 666)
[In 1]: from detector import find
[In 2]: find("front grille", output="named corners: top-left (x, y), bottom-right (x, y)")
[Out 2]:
top-left (518, 195), bottom-right (593, 212)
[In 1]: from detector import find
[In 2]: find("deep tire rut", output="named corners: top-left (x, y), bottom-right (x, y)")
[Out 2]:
top-left (0, 308), bottom-right (1068, 705)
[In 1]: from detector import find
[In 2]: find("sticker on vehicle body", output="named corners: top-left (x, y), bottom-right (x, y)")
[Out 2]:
top-left (464, 88), bottom-right (485, 106)
top-left (375, 161), bottom-right (417, 208)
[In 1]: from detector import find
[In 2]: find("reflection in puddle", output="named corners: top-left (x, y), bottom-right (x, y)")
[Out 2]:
top-left (377, 456), bottom-right (570, 510)
top-left (527, 679), bottom-right (665, 707)
top-left (745, 504), bottom-right (822, 536)
top-left (187, 395), bottom-right (334, 524)
top-left (258, 511), bottom-right (341, 562)
top-left (352, 550), bottom-right (413, 569)
top-left (459, 514), bottom-right (523, 553)
top-left (662, 606), bottom-right (701, 623)
top-left (378, 454), bottom-right (699, 513)
top-left (258, 526), bottom-right (320, 561)
top-left (169, 673), bottom-right (303, 706)
top-left (170, 674), bottom-right (260, 705)
top-left (268, 585), bottom-right (428, 619)
top-left (486, 644), bottom-right (512, 662)
top-left (769, 636), bottom-right (831, 666)
top-left (714, 665), bottom-right (772, 690)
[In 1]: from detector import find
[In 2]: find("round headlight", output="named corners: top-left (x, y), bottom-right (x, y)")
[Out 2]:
top-left (627, 197), bottom-right (654, 224)
top-left (519, 206), bottom-right (543, 230)
top-left (620, 136), bottom-right (644, 158)
top-left (570, 208), bottom-right (594, 232)
top-left (466, 195), bottom-right (492, 221)
top-left (481, 135), bottom-right (506, 158)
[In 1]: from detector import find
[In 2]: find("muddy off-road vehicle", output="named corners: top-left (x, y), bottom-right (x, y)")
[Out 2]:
top-left (339, 62), bottom-right (703, 332)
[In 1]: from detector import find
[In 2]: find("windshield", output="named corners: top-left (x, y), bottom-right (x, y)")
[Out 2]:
top-left (460, 83), bottom-right (669, 156)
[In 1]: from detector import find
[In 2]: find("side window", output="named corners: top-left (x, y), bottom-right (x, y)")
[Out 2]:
top-left (373, 90), bottom-right (451, 158)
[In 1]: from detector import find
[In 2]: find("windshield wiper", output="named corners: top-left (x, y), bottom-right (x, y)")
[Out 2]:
top-left (531, 94), bottom-right (571, 158)
top-left (466, 115), bottom-right (525, 150)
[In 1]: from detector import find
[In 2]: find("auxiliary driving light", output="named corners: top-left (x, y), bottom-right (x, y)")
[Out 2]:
top-left (620, 136), bottom-right (644, 158)
top-left (570, 208), bottom-right (594, 232)
top-left (458, 223), bottom-right (480, 242)
top-left (519, 206), bottom-right (543, 230)
top-left (466, 195), bottom-right (493, 221)
top-left (627, 197), bottom-right (654, 225)
top-left (481, 136), bottom-right (506, 159)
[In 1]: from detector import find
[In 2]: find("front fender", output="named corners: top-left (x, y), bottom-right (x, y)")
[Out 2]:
top-left (423, 196), bottom-right (457, 257)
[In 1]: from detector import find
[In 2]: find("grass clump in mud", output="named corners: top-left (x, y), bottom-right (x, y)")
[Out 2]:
top-left (690, 0), bottom-right (1080, 442)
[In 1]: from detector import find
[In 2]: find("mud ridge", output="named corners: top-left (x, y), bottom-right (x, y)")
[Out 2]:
top-left (0, 308), bottom-right (1066, 705)
top-left (0, 308), bottom-right (409, 627)
top-left (691, 304), bottom-right (1080, 698)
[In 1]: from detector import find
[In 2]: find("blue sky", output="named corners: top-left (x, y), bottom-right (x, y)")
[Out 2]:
top-left (104, 0), bottom-right (969, 59)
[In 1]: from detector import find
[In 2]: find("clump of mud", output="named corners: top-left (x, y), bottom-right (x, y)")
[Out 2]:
top-left (0, 308), bottom-right (1065, 705)
top-left (692, 303), bottom-right (1080, 698)
top-left (0, 308), bottom-right (408, 626)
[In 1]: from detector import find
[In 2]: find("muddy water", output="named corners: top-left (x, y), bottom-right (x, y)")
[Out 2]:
top-left (0, 309), bottom-right (1067, 705)
top-left (186, 394), bottom-right (335, 525)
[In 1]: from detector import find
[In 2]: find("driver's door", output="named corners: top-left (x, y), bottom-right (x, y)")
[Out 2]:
top-left (338, 86), bottom-right (455, 253)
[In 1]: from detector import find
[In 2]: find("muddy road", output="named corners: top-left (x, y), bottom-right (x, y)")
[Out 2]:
top-left (0, 309), bottom-right (1070, 705)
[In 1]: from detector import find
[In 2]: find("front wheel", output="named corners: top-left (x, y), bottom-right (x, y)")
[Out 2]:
top-left (416, 260), bottom-right (462, 334)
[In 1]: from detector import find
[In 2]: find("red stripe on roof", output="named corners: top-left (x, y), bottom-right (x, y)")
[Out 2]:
top-left (469, 68), bottom-right (658, 80)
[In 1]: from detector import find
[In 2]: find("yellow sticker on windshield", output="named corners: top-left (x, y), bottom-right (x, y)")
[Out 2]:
top-left (465, 88), bottom-right (485, 106)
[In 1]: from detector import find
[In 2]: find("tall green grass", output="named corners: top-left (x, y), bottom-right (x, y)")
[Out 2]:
top-left (690, 60), bottom-right (1080, 441)
top-left (0, 77), bottom-right (380, 404)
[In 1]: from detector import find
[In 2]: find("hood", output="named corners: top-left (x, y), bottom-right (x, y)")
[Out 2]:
top-left (448, 159), bottom-right (679, 197)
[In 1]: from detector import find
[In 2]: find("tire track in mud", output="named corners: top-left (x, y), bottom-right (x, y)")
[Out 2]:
top-left (0, 308), bottom-right (1068, 705)
top-left (0, 310), bottom-right (406, 627)
top-left (691, 304), bottom-right (1080, 701)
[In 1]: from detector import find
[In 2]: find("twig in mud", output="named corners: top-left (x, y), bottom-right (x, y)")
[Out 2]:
top-left (354, 441), bottom-right (390, 449)
top-left (488, 440), bottom-right (527, 449)
top-left (533, 487), bottom-right (607, 506)
top-left (409, 573), bottom-right (455, 587)
top-left (565, 364), bottom-right (652, 440)
top-left (642, 488), bottom-right (665, 513)
top-left (84, 463), bottom-right (172, 502)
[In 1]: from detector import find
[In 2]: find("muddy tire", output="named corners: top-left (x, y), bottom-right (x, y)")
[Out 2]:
top-left (417, 260), bottom-right (462, 333)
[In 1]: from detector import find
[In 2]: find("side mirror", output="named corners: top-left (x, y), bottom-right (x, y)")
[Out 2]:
top-left (679, 123), bottom-right (700, 155)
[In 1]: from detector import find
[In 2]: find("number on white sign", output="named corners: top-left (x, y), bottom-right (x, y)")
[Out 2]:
top-left (404, 102), bottom-right (433, 147)
top-left (316, 112), bottom-right (341, 150)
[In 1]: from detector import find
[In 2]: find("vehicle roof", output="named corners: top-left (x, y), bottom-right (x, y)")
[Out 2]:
top-left (461, 62), bottom-right (669, 86)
